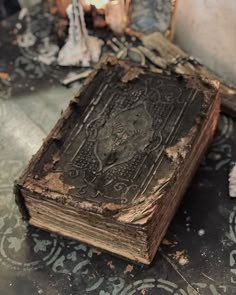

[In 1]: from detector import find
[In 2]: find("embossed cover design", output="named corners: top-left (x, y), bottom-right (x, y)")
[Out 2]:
top-left (15, 57), bottom-right (220, 264)
top-left (61, 71), bottom-right (197, 204)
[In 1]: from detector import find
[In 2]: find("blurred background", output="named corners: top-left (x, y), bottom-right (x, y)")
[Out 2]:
top-left (1, 0), bottom-right (235, 85)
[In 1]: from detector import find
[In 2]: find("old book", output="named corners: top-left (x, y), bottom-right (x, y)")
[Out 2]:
top-left (15, 57), bottom-right (220, 264)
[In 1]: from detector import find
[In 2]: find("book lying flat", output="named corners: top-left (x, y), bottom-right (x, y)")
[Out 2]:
top-left (15, 57), bottom-right (220, 264)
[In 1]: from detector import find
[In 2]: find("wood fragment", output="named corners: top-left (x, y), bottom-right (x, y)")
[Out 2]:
top-left (61, 69), bottom-right (93, 86)
top-left (124, 264), bottom-right (134, 273)
top-left (138, 46), bottom-right (167, 69)
top-left (107, 40), bottom-right (120, 53)
top-left (139, 32), bottom-right (236, 118)
top-left (116, 48), bottom-right (128, 60)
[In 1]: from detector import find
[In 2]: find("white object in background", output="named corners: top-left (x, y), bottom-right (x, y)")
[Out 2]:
top-left (174, 0), bottom-right (236, 86)
top-left (229, 163), bottom-right (236, 198)
top-left (57, 1), bottom-right (103, 67)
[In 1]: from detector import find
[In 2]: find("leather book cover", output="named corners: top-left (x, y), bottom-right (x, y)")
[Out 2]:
top-left (15, 57), bottom-right (220, 264)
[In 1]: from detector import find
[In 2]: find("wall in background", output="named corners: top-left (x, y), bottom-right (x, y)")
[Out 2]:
top-left (174, 0), bottom-right (236, 86)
